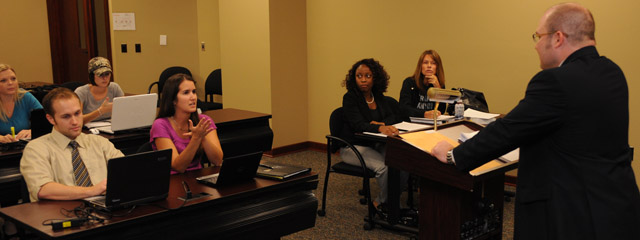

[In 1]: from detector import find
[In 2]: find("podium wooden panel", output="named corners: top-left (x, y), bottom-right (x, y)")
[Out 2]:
top-left (385, 121), bottom-right (517, 240)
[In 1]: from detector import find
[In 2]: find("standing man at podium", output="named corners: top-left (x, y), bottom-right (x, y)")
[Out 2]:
top-left (432, 3), bottom-right (640, 240)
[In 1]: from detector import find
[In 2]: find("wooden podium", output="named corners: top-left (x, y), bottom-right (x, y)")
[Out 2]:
top-left (385, 121), bottom-right (518, 240)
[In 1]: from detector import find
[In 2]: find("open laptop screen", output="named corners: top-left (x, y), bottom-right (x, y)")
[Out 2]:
top-left (85, 93), bottom-right (157, 134)
top-left (87, 148), bottom-right (171, 209)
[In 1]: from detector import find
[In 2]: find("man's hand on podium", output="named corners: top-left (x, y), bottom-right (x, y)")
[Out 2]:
top-left (432, 141), bottom-right (454, 164)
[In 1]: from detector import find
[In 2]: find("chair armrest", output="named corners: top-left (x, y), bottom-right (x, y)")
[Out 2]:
top-left (326, 135), bottom-right (369, 175)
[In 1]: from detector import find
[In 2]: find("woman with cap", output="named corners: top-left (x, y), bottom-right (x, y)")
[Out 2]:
top-left (75, 57), bottom-right (124, 123)
top-left (0, 64), bottom-right (43, 143)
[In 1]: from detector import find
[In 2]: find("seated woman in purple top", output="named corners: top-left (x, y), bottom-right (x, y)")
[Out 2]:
top-left (150, 73), bottom-right (223, 174)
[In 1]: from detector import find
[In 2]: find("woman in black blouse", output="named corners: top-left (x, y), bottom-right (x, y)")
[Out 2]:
top-left (340, 58), bottom-right (404, 210)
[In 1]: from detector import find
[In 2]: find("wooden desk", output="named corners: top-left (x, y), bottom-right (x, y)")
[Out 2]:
top-left (204, 108), bottom-right (273, 158)
top-left (93, 130), bottom-right (150, 155)
top-left (0, 131), bottom-right (149, 205)
top-left (0, 167), bottom-right (318, 239)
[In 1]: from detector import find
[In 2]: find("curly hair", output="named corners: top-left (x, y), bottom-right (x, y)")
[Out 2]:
top-left (342, 58), bottom-right (390, 95)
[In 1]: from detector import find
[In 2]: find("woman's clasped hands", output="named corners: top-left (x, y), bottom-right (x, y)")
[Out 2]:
top-left (183, 117), bottom-right (213, 139)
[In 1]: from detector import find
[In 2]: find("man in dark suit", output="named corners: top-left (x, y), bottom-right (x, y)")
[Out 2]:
top-left (432, 3), bottom-right (640, 240)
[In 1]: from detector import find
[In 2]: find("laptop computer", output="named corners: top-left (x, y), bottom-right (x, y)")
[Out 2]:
top-left (84, 148), bottom-right (171, 210)
top-left (196, 151), bottom-right (262, 187)
top-left (30, 108), bottom-right (53, 140)
top-left (85, 93), bottom-right (158, 134)
top-left (256, 162), bottom-right (311, 180)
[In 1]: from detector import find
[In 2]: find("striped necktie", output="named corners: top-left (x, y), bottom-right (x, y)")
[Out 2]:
top-left (69, 140), bottom-right (93, 187)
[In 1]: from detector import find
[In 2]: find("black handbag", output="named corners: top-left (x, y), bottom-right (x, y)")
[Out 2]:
top-left (454, 88), bottom-right (489, 113)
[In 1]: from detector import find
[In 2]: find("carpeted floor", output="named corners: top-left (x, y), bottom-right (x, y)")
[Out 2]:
top-left (263, 150), bottom-right (515, 240)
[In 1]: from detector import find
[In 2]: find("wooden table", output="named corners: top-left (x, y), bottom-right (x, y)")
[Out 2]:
top-left (0, 167), bottom-right (318, 239)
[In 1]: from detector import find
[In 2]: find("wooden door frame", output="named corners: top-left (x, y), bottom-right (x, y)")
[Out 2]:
top-left (46, 0), bottom-right (112, 84)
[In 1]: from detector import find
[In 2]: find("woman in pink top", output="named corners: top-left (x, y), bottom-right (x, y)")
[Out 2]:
top-left (150, 73), bottom-right (223, 173)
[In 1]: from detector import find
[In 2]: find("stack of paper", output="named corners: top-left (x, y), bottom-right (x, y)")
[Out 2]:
top-left (463, 109), bottom-right (499, 125)
top-left (363, 121), bottom-right (433, 137)
top-left (463, 109), bottom-right (499, 119)
top-left (459, 131), bottom-right (478, 142)
top-left (458, 130), bottom-right (519, 163)
top-left (84, 121), bottom-right (111, 128)
top-left (393, 121), bottom-right (432, 132)
top-left (410, 115), bottom-right (455, 125)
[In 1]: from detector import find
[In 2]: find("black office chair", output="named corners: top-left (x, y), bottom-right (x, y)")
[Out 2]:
top-left (136, 141), bottom-right (154, 153)
top-left (199, 68), bottom-right (222, 111)
top-left (59, 81), bottom-right (84, 91)
top-left (0, 168), bottom-right (28, 206)
top-left (148, 66), bottom-right (192, 94)
top-left (317, 107), bottom-right (377, 230)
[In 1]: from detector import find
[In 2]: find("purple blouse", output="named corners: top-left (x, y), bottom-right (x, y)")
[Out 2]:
top-left (150, 114), bottom-right (217, 174)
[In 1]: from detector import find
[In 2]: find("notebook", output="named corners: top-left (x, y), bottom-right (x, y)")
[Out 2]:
top-left (30, 108), bottom-right (53, 140)
top-left (86, 93), bottom-right (158, 134)
top-left (196, 151), bottom-right (262, 187)
top-left (84, 149), bottom-right (171, 210)
top-left (256, 162), bottom-right (311, 180)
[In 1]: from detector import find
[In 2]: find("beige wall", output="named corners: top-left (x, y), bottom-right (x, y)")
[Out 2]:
top-left (269, 0), bottom-right (309, 147)
top-left (306, 0), bottom-right (640, 185)
top-left (197, 0), bottom-right (222, 93)
top-left (0, 1), bottom-right (52, 83)
top-left (219, 0), bottom-right (272, 114)
top-left (3, 0), bottom-right (639, 185)
top-left (110, 0), bottom-right (202, 95)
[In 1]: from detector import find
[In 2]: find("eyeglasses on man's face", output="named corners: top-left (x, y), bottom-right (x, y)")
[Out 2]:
top-left (532, 32), bottom-right (554, 43)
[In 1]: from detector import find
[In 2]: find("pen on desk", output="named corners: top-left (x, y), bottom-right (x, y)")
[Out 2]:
top-left (259, 164), bottom-right (273, 169)
top-left (10, 127), bottom-right (15, 139)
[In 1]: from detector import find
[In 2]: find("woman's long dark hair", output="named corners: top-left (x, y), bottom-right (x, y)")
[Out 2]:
top-left (157, 73), bottom-right (200, 126)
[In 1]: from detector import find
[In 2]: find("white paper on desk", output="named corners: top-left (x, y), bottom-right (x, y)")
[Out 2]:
top-left (459, 130), bottom-right (519, 162)
top-left (84, 121), bottom-right (111, 128)
top-left (363, 130), bottom-right (407, 138)
top-left (499, 148), bottom-right (519, 162)
top-left (460, 131), bottom-right (479, 142)
top-left (393, 121), bottom-right (431, 132)
top-left (469, 117), bottom-right (496, 126)
top-left (363, 132), bottom-right (389, 138)
top-left (463, 108), bottom-right (499, 119)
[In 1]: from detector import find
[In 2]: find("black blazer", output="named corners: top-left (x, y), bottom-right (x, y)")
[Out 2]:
top-left (453, 46), bottom-right (640, 239)
top-left (341, 90), bottom-right (403, 146)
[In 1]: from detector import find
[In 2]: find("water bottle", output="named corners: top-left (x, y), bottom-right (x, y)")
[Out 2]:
top-left (455, 100), bottom-right (464, 120)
